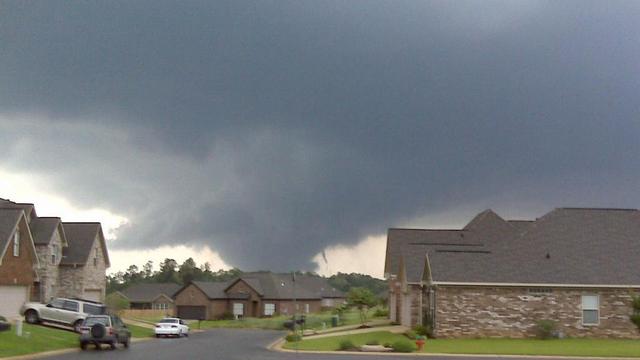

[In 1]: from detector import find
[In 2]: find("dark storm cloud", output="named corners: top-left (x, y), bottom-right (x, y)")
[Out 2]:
top-left (1, 1), bottom-right (640, 270)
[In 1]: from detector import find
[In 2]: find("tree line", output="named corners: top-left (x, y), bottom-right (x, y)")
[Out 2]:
top-left (107, 258), bottom-right (387, 296)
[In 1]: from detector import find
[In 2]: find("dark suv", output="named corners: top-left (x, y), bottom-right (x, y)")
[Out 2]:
top-left (79, 315), bottom-right (131, 350)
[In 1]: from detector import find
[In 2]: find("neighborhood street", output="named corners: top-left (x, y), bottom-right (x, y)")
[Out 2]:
top-left (42, 329), bottom-right (602, 360)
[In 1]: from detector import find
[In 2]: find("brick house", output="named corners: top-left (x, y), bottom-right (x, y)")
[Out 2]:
top-left (0, 208), bottom-right (40, 319)
top-left (58, 223), bottom-right (110, 302)
top-left (115, 283), bottom-right (181, 311)
top-left (386, 208), bottom-right (640, 339)
top-left (174, 272), bottom-right (345, 320)
top-left (30, 217), bottom-right (68, 302)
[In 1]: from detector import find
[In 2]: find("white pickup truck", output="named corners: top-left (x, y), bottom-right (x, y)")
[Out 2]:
top-left (20, 298), bottom-right (107, 332)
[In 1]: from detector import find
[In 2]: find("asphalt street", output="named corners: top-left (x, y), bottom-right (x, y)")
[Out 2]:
top-left (43, 329), bottom-right (599, 360)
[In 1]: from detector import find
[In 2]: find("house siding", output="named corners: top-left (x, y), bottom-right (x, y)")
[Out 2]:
top-left (434, 286), bottom-right (640, 339)
top-left (34, 228), bottom-right (64, 302)
top-left (0, 220), bottom-right (36, 287)
top-left (58, 234), bottom-right (107, 301)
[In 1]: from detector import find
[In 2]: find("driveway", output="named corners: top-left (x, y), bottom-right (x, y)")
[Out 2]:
top-left (43, 329), bottom-right (602, 360)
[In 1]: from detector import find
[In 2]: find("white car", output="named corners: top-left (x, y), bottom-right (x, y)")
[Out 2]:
top-left (154, 318), bottom-right (189, 338)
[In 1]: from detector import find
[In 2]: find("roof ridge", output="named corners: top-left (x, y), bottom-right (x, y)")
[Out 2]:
top-left (559, 207), bottom-right (638, 211)
top-left (389, 228), bottom-right (465, 232)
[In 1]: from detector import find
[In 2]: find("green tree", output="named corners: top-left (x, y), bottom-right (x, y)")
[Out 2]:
top-left (346, 287), bottom-right (378, 325)
top-left (178, 257), bottom-right (201, 284)
top-left (105, 292), bottom-right (130, 314)
top-left (156, 258), bottom-right (179, 283)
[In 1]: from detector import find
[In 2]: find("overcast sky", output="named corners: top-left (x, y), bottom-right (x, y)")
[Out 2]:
top-left (1, 1), bottom-right (639, 277)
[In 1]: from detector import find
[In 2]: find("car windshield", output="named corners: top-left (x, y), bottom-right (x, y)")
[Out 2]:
top-left (159, 318), bottom-right (178, 323)
top-left (83, 317), bottom-right (109, 326)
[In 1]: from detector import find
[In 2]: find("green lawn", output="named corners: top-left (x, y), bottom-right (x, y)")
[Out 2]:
top-left (199, 308), bottom-right (385, 331)
top-left (127, 324), bottom-right (155, 338)
top-left (285, 331), bottom-right (640, 357)
top-left (0, 323), bottom-right (77, 358)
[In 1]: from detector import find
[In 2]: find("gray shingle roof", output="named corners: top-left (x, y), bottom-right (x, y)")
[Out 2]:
top-left (61, 222), bottom-right (110, 266)
top-left (120, 283), bottom-right (181, 302)
top-left (188, 273), bottom-right (345, 300)
top-left (387, 208), bottom-right (640, 286)
top-left (30, 217), bottom-right (63, 246)
top-left (0, 199), bottom-right (36, 220)
top-left (0, 208), bottom-right (23, 259)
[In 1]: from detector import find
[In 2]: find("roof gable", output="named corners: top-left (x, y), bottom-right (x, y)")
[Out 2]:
top-left (0, 209), bottom-right (39, 268)
top-left (30, 217), bottom-right (67, 246)
top-left (61, 223), bottom-right (110, 267)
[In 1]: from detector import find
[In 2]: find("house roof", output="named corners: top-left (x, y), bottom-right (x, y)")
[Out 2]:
top-left (0, 208), bottom-right (25, 261)
top-left (30, 217), bottom-right (66, 246)
top-left (387, 208), bottom-right (640, 286)
top-left (0, 208), bottom-right (39, 269)
top-left (61, 222), bottom-right (111, 267)
top-left (185, 273), bottom-right (345, 300)
top-left (120, 283), bottom-right (181, 303)
top-left (0, 199), bottom-right (36, 220)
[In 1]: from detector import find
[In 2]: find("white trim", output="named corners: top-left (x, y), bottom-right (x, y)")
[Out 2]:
top-left (433, 281), bottom-right (640, 289)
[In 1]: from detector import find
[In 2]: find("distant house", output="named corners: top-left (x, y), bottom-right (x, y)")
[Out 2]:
top-left (385, 208), bottom-right (640, 339)
top-left (0, 208), bottom-right (39, 319)
top-left (58, 223), bottom-right (110, 302)
top-left (116, 283), bottom-right (181, 311)
top-left (173, 273), bottom-right (345, 320)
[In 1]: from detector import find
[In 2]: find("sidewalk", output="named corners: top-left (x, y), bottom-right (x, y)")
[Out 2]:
top-left (305, 325), bottom-right (408, 339)
top-left (306, 319), bottom-right (394, 337)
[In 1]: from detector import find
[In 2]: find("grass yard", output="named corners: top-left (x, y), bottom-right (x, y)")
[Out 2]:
top-left (285, 331), bottom-right (640, 357)
top-left (127, 324), bottom-right (155, 338)
top-left (199, 308), bottom-right (385, 331)
top-left (0, 323), bottom-right (77, 358)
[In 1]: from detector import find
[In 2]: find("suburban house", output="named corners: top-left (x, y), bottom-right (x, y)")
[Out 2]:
top-left (58, 222), bottom-right (110, 302)
top-left (30, 217), bottom-right (68, 302)
top-left (0, 208), bottom-right (40, 320)
top-left (0, 198), bottom-right (110, 310)
top-left (173, 272), bottom-right (345, 320)
top-left (385, 208), bottom-right (640, 339)
top-left (115, 283), bottom-right (181, 311)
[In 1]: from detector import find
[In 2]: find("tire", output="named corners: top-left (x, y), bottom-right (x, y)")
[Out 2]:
top-left (73, 320), bottom-right (83, 333)
top-left (110, 341), bottom-right (116, 350)
top-left (155, 334), bottom-right (160, 338)
top-left (25, 310), bottom-right (39, 324)
top-left (80, 342), bottom-right (87, 350)
top-left (123, 337), bottom-right (130, 349)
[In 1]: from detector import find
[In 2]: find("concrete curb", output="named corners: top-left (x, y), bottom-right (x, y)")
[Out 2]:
top-left (268, 337), bottom-right (640, 360)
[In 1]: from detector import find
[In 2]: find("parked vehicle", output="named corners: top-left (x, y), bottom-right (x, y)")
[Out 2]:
top-left (0, 316), bottom-right (10, 332)
top-left (20, 298), bottom-right (106, 332)
top-left (154, 317), bottom-right (189, 338)
top-left (79, 315), bottom-right (131, 350)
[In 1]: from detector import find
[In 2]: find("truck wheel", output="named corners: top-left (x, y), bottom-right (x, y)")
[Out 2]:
top-left (80, 342), bottom-right (87, 350)
top-left (73, 320), bottom-right (83, 333)
top-left (25, 310), bottom-right (39, 324)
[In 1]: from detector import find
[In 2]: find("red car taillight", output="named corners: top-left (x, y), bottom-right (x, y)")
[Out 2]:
top-left (108, 327), bottom-right (113, 335)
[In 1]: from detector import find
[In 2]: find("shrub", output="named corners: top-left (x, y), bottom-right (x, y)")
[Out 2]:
top-left (404, 330), bottom-right (417, 340)
top-left (632, 295), bottom-right (640, 331)
top-left (631, 314), bottom-right (640, 329)
top-left (218, 312), bottom-right (235, 320)
top-left (383, 342), bottom-right (393, 348)
top-left (338, 339), bottom-right (356, 351)
top-left (392, 339), bottom-right (417, 353)
top-left (535, 320), bottom-right (558, 340)
top-left (413, 324), bottom-right (434, 338)
top-left (373, 308), bottom-right (389, 317)
top-left (365, 339), bottom-right (379, 345)
top-left (285, 333), bottom-right (302, 342)
top-left (0, 316), bottom-right (6, 322)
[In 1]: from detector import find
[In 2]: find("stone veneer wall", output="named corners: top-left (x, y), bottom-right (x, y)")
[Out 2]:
top-left (34, 229), bottom-right (64, 302)
top-left (58, 234), bottom-right (107, 302)
top-left (435, 286), bottom-right (640, 339)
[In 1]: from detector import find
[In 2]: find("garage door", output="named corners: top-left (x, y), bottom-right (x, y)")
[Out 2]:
top-left (0, 286), bottom-right (28, 320)
top-left (177, 306), bottom-right (206, 320)
top-left (83, 290), bottom-right (103, 303)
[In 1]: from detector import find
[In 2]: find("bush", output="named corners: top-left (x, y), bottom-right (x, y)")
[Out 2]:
top-left (392, 339), bottom-right (417, 353)
top-left (383, 342), bottom-right (393, 348)
top-left (365, 339), bottom-right (379, 345)
top-left (535, 320), bottom-right (558, 340)
top-left (217, 312), bottom-right (235, 320)
top-left (631, 314), bottom-right (640, 329)
top-left (339, 339), bottom-right (357, 351)
top-left (413, 324), bottom-right (434, 338)
top-left (404, 330), bottom-right (417, 340)
top-left (285, 333), bottom-right (302, 342)
top-left (373, 308), bottom-right (389, 317)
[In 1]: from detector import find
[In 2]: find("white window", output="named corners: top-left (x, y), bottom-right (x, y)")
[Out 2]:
top-left (582, 295), bottom-right (599, 325)
top-left (304, 303), bottom-right (310, 314)
top-left (264, 303), bottom-right (275, 316)
top-left (153, 303), bottom-right (168, 310)
top-left (13, 230), bottom-right (20, 257)
top-left (233, 303), bottom-right (244, 318)
top-left (51, 244), bottom-right (58, 264)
